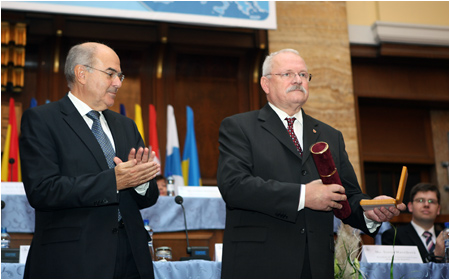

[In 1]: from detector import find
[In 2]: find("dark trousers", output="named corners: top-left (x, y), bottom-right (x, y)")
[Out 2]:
top-left (301, 242), bottom-right (312, 278)
top-left (113, 221), bottom-right (140, 279)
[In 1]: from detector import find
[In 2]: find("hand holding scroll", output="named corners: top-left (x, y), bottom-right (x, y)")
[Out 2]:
top-left (310, 142), bottom-right (352, 219)
top-left (304, 179), bottom-right (348, 211)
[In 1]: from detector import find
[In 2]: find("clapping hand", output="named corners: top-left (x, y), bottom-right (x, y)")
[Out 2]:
top-left (114, 147), bottom-right (160, 190)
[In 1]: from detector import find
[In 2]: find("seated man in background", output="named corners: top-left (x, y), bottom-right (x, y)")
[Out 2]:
top-left (382, 183), bottom-right (446, 262)
top-left (156, 175), bottom-right (168, 196)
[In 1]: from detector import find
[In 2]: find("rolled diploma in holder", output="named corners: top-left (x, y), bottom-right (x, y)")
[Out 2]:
top-left (310, 142), bottom-right (351, 220)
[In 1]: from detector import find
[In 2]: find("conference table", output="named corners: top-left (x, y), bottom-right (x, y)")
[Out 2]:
top-left (2, 260), bottom-right (448, 279)
top-left (1, 261), bottom-right (222, 279)
top-left (1, 192), bottom-right (227, 233)
top-left (3, 186), bottom-right (449, 279)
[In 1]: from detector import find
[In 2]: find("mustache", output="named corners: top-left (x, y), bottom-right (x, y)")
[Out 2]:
top-left (286, 85), bottom-right (306, 94)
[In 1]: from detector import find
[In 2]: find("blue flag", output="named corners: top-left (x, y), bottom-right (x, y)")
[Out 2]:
top-left (182, 106), bottom-right (201, 186)
top-left (29, 98), bottom-right (37, 108)
top-left (120, 103), bottom-right (126, 116)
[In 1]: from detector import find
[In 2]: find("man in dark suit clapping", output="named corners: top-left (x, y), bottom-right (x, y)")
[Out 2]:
top-left (20, 42), bottom-right (160, 278)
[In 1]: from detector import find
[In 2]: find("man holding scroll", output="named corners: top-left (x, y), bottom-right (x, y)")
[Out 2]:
top-left (217, 49), bottom-right (406, 278)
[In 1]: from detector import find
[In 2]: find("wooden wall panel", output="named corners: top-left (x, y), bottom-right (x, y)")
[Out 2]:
top-left (353, 59), bottom-right (449, 102)
top-left (162, 47), bottom-right (255, 185)
top-left (359, 105), bottom-right (434, 164)
top-left (352, 54), bottom-right (448, 213)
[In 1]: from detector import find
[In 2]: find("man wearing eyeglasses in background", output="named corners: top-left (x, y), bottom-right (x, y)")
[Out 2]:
top-left (217, 49), bottom-right (405, 278)
top-left (20, 42), bottom-right (160, 278)
top-left (382, 183), bottom-right (446, 262)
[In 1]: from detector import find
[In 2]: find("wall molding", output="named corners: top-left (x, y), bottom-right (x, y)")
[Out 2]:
top-left (349, 22), bottom-right (449, 46)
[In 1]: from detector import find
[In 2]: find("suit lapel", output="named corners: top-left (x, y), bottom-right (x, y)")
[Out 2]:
top-left (59, 95), bottom-right (109, 170)
top-left (258, 105), bottom-right (322, 164)
top-left (406, 223), bottom-right (429, 258)
top-left (302, 111), bottom-right (320, 165)
top-left (259, 104), bottom-right (302, 160)
top-left (103, 110), bottom-right (127, 159)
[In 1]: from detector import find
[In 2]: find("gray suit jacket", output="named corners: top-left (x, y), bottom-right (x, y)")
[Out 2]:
top-left (218, 104), bottom-right (374, 278)
top-left (19, 94), bottom-right (159, 278)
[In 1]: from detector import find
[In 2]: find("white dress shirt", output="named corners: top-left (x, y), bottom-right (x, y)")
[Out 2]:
top-left (411, 220), bottom-right (437, 250)
top-left (268, 102), bottom-right (380, 233)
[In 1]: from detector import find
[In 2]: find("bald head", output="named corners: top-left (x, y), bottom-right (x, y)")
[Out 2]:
top-left (65, 42), bottom-right (122, 111)
top-left (64, 42), bottom-right (115, 90)
top-left (262, 49), bottom-right (306, 77)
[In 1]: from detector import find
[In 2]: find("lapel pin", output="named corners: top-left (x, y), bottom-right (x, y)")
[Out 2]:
top-left (313, 129), bottom-right (317, 134)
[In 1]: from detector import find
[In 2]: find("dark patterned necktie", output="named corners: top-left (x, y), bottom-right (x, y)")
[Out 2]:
top-left (423, 231), bottom-right (435, 253)
top-left (86, 110), bottom-right (121, 221)
top-left (86, 110), bottom-right (116, 169)
top-left (285, 117), bottom-right (302, 156)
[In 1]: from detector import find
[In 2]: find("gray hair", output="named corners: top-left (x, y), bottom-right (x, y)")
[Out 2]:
top-left (64, 43), bottom-right (97, 89)
top-left (261, 49), bottom-right (304, 76)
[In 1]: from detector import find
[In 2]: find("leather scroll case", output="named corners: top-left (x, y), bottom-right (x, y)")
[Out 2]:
top-left (310, 141), bottom-right (351, 220)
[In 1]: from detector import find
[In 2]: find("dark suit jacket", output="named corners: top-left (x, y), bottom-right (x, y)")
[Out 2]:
top-left (19, 95), bottom-right (159, 278)
top-left (382, 223), bottom-right (440, 263)
top-left (217, 104), bottom-right (374, 279)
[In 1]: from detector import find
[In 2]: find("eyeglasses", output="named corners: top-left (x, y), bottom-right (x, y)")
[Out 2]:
top-left (83, 65), bottom-right (125, 82)
top-left (413, 198), bottom-right (438, 205)
top-left (265, 72), bottom-right (312, 82)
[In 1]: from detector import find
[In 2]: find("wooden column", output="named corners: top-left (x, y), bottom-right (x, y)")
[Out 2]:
top-left (267, 2), bottom-right (361, 183)
top-left (431, 110), bottom-right (449, 214)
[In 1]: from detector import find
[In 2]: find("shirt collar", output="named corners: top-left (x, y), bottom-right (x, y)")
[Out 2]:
top-left (268, 102), bottom-right (303, 126)
top-left (68, 92), bottom-right (103, 118)
top-left (411, 220), bottom-right (435, 238)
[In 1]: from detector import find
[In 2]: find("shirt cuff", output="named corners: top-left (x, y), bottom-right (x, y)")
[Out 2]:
top-left (134, 182), bottom-right (150, 196)
top-left (364, 212), bottom-right (382, 233)
top-left (298, 184), bottom-right (306, 211)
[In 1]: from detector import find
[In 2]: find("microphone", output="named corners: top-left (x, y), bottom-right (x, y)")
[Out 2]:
top-left (175, 195), bottom-right (191, 254)
top-left (174, 195), bottom-right (210, 261)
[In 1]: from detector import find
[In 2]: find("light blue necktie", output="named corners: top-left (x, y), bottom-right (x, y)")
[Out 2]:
top-left (86, 110), bottom-right (121, 221)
